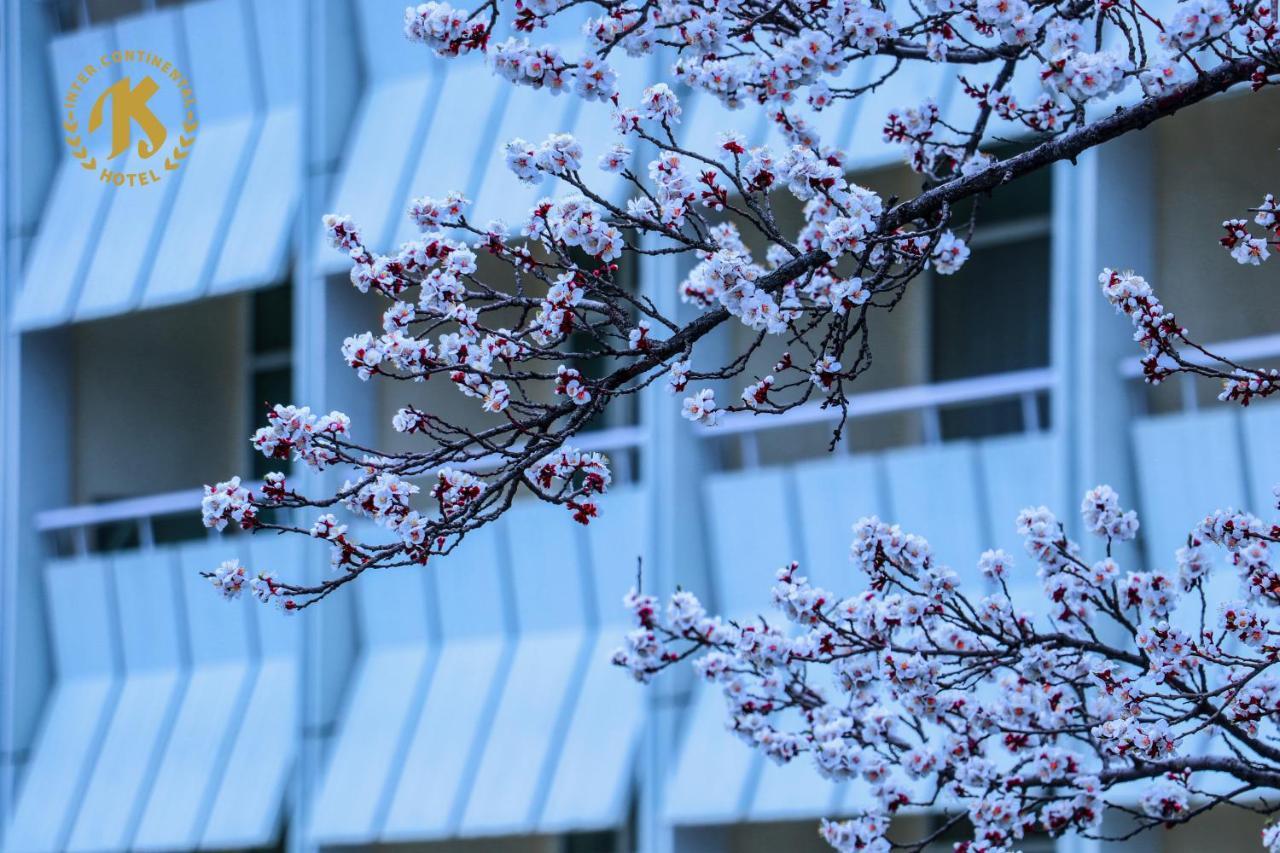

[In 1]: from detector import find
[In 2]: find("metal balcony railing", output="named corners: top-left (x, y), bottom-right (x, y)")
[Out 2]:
top-left (701, 367), bottom-right (1056, 470)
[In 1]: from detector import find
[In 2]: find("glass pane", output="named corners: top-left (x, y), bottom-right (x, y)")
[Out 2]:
top-left (251, 366), bottom-right (293, 479)
top-left (252, 284), bottom-right (293, 354)
top-left (930, 236), bottom-right (1050, 382)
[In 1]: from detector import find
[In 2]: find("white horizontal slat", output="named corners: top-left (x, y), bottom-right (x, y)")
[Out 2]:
top-left (469, 87), bottom-right (581, 232)
top-left (977, 432), bottom-right (1061, 593)
top-left (1133, 411), bottom-right (1247, 565)
top-left (133, 541), bottom-right (257, 851)
top-left (4, 559), bottom-right (119, 853)
top-left (316, 0), bottom-right (446, 270)
top-left (1241, 402), bottom-right (1280, 521)
top-left (666, 685), bottom-right (757, 825)
top-left (668, 469), bottom-right (796, 824)
top-left (791, 454), bottom-right (885, 590)
top-left (1132, 411), bottom-right (1246, 617)
top-left (316, 73), bottom-right (437, 270)
top-left (66, 550), bottom-right (185, 852)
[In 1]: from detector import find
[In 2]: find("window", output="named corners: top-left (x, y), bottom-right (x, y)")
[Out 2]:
top-left (928, 161), bottom-right (1052, 439)
top-left (44, 0), bottom-right (188, 31)
top-left (248, 283), bottom-right (294, 481)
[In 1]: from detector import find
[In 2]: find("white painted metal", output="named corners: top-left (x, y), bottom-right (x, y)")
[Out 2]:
top-left (539, 487), bottom-right (648, 832)
top-left (381, 526), bottom-right (512, 840)
top-left (199, 535), bottom-right (303, 849)
top-left (4, 560), bottom-right (119, 853)
top-left (309, 526), bottom-right (435, 845)
top-left (212, 0), bottom-right (305, 292)
top-left (74, 10), bottom-right (185, 321)
top-left (11, 27), bottom-right (119, 330)
top-left (133, 540), bottom-right (257, 851)
top-left (143, 0), bottom-right (259, 307)
top-left (65, 549), bottom-right (185, 852)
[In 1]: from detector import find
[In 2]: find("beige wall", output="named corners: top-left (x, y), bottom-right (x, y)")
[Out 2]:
top-left (1161, 806), bottom-right (1267, 852)
top-left (1137, 86), bottom-right (1280, 413)
top-left (1154, 86), bottom-right (1280, 343)
top-left (72, 294), bottom-right (247, 503)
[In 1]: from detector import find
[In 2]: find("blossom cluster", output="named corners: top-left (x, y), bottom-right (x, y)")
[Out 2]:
top-left (617, 483), bottom-right (1280, 851)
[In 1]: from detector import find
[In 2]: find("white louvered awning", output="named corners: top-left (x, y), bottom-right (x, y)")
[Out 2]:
top-left (63, 551), bottom-right (186, 852)
top-left (73, 10), bottom-right (186, 323)
top-left (538, 488), bottom-right (647, 833)
top-left (309, 526), bottom-right (436, 846)
top-left (666, 468), bottom-right (807, 826)
top-left (315, 0), bottom-right (444, 274)
top-left (456, 501), bottom-right (596, 837)
top-left (388, 60), bottom-right (508, 248)
top-left (11, 0), bottom-right (303, 332)
top-left (4, 559), bottom-right (119, 853)
top-left (199, 535), bottom-right (303, 849)
top-left (132, 541), bottom-right (259, 851)
top-left (12, 27), bottom-right (119, 330)
top-left (211, 0), bottom-right (304, 293)
top-left (380, 527), bottom-right (512, 841)
top-left (141, 0), bottom-right (262, 308)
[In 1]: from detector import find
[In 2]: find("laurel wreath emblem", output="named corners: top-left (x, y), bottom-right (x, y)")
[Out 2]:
top-left (62, 53), bottom-right (197, 183)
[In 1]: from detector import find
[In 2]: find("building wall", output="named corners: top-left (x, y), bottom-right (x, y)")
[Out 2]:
top-left (3, 1), bottom-right (1279, 852)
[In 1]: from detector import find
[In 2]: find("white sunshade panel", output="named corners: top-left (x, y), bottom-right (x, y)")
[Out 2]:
top-left (316, 0), bottom-right (444, 272)
top-left (469, 88), bottom-right (583, 234)
top-left (380, 527), bottom-right (512, 840)
top-left (12, 27), bottom-right (119, 331)
top-left (314, 73), bottom-right (439, 271)
top-left (791, 455), bottom-right (885, 591)
top-left (538, 488), bottom-right (648, 833)
top-left (725, 470), bottom-right (847, 821)
top-left (142, 0), bottom-right (260, 309)
top-left (74, 10), bottom-right (187, 323)
top-left (199, 535), bottom-right (304, 850)
top-left (211, 0), bottom-right (304, 293)
top-left (1129, 410), bottom-right (1249, 781)
top-left (1132, 411), bottom-right (1247, 628)
top-left (65, 550), bottom-right (186, 852)
top-left (1242, 403), bottom-right (1280, 519)
top-left (457, 501), bottom-right (595, 837)
top-left (390, 61), bottom-right (509, 248)
top-left (310, 535), bottom-right (436, 845)
top-left (4, 559), bottom-right (119, 853)
top-left (132, 541), bottom-right (258, 852)
top-left (881, 442), bottom-right (986, 578)
top-left (785, 456), bottom-right (876, 820)
top-left (976, 432), bottom-right (1062, 584)
top-left (666, 469), bottom-right (797, 825)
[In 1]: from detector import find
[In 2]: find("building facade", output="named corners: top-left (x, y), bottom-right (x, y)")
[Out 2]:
top-left (2, 0), bottom-right (1279, 851)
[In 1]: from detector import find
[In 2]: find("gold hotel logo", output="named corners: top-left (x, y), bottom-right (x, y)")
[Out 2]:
top-left (62, 49), bottom-right (198, 188)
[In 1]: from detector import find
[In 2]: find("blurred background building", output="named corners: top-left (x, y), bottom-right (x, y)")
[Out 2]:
top-left (2, 0), bottom-right (1279, 851)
